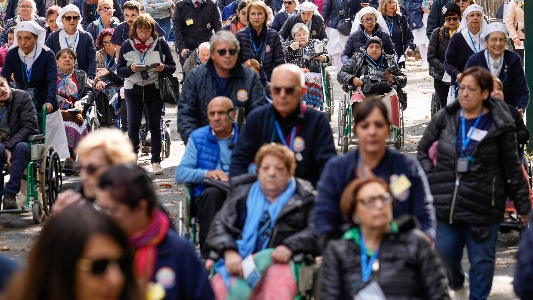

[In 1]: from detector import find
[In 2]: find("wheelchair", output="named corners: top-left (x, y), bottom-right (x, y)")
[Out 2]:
top-left (140, 105), bottom-right (172, 161)
top-left (0, 106), bottom-right (63, 224)
top-left (301, 63), bottom-right (334, 122)
top-left (431, 93), bottom-right (441, 117)
top-left (337, 86), bottom-right (404, 153)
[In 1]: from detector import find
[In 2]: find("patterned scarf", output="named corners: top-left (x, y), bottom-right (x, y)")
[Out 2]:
top-left (133, 36), bottom-right (155, 54)
top-left (57, 69), bottom-right (79, 100)
top-left (129, 209), bottom-right (169, 287)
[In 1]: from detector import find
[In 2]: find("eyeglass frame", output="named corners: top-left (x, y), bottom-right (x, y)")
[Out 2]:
top-left (356, 192), bottom-right (393, 207)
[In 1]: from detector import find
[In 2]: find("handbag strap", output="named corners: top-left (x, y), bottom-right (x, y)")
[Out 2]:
top-left (336, 0), bottom-right (349, 19)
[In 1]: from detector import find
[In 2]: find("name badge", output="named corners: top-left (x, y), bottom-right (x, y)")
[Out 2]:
top-left (468, 128), bottom-right (488, 142)
top-left (390, 174), bottom-right (411, 199)
top-left (186, 18), bottom-right (194, 26)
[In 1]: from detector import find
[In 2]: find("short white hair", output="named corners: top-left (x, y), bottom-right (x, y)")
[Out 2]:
top-left (291, 23), bottom-right (309, 37)
top-left (198, 42), bottom-right (210, 51)
top-left (18, 0), bottom-right (37, 17)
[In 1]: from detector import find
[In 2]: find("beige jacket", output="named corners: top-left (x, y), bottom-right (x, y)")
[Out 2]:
top-left (506, 3), bottom-right (525, 40)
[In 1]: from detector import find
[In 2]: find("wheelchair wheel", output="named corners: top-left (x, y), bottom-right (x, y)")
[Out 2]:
top-left (337, 98), bottom-right (345, 146)
top-left (395, 108), bottom-right (405, 149)
top-left (431, 93), bottom-right (440, 117)
top-left (161, 127), bottom-right (171, 159)
top-left (325, 109), bottom-right (331, 122)
top-left (341, 136), bottom-right (349, 154)
top-left (32, 200), bottom-right (42, 224)
top-left (42, 148), bottom-right (62, 216)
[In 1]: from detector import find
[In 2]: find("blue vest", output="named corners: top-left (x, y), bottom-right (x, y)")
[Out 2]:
top-left (189, 124), bottom-right (239, 197)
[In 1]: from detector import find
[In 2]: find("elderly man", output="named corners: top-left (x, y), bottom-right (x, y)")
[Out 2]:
top-left (173, 0), bottom-right (222, 67)
top-left (178, 31), bottom-right (266, 144)
top-left (183, 41), bottom-right (210, 77)
top-left (230, 64), bottom-right (336, 187)
top-left (0, 78), bottom-right (39, 210)
top-left (279, 1), bottom-right (327, 44)
top-left (175, 96), bottom-right (237, 257)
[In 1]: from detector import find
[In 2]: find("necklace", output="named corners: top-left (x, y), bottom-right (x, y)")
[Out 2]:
top-left (485, 50), bottom-right (502, 69)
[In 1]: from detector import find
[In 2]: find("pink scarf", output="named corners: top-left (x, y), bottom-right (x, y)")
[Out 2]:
top-left (133, 36), bottom-right (154, 54)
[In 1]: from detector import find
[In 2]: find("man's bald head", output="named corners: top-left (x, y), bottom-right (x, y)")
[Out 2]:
top-left (271, 64), bottom-right (305, 87)
top-left (208, 96), bottom-right (233, 111)
top-left (270, 64), bottom-right (307, 118)
top-left (208, 97), bottom-right (234, 138)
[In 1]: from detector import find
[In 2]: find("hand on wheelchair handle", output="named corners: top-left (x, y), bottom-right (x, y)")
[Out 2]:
top-left (272, 245), bottom-right (293, 263)
top-left (224, 249), bottom-right (243, 277)
top-left (43, 103), bottom-right (53, 113)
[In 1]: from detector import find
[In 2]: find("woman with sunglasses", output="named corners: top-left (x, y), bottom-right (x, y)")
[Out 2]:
top-left (320, 177), bottom-right (448, 299)
top-left (45, 4), bottom-right (98, 79)
top-left (1, 204), bottom-right (143, 300)
top-left (378, 0), bottom-right (413, 69)
top-left (427, 2), bottom-right (461, 110)
top-left (116, 14), bottom-right (176, 175)
top-left (0, 0), bottom-right (45, 45)
top-left (465, 22), bottom-right (529, 114)
top-left (426, 0), bottom-right (472, 40)
top-left (85, 0), bottom-right (119, 45)
top-left (95, 164), bottom-right (215, 299)
top-left (236, 0), bottom-right (284, 81)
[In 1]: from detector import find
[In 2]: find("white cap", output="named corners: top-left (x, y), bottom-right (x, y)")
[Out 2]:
top-left (57, 4), bottom-right (81, 28)
top-left (481, 22), bottom-right (508, 40)
top-left (11, 20), bottom-right (49, 51)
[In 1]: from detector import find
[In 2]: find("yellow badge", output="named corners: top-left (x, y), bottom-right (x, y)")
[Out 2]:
top-left (390, 174), bottom-right (411, 201)
top-left (186, 18), bottom-right (194, 26)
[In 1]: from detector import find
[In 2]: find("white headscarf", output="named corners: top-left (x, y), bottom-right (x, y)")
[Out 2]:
top-left (299, 1), bottom-right (319, 15)
top-left (57, 4), bottom-right (82, 30)
top-left (11, 20), bottom-right (49, 70)
top-left (351, 6), bottom-right (388, 34)
top-left (458, 4), bottom-right (487, 32)
top-left (481, 22), bottom-right (508, 41)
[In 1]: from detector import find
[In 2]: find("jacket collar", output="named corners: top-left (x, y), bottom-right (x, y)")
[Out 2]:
top-left (445, 97), bottom-right (514, 132)
top-left (271, 103), bottom-right (306, 121)
top-left (206, 59), bottom-right (245, 78)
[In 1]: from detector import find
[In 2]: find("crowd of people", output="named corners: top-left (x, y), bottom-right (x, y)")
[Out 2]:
top-left (0, 0), bottom-right (531, 299)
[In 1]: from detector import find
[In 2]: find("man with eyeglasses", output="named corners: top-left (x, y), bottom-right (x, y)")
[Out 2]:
top-left (0, 77), bottom-right (39, 210)
top-left (81, 0), bottom-right (124, 28)
top-left (426, 0), bottom-right (471, 39)
top-left (279, 1), bottom-right (327, 45)
top-left (175, 96), bottom-right (237, 258)
top-left (178, 31), bottom-right (266, 144)
top-left (172, 0), bottom-right (222, 68)
top-left (230, 64), bottom-right (336, 187)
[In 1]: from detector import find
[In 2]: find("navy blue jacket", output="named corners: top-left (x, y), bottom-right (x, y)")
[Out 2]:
top-left (426, 0), bottom-right (450, 39)
top-left (444, 32), bottom-right (475, 84)
top-left (465, 50), bottom-right (529, 110)
top-left (515, 214), bottom-right (533, 299)
top-left (406, 0), bottom-right (424, 30)
top-left (0, 256), bottom-right (19, 292)
top-left (229, 104), bottom-right (337, 187)
top-left (46, 30), bottom-right (97, 79)
top-left (81, 0), bottom-right (125, 28)
top-left (5, 0), bottom-right (45, 20)
top-left (315, 149), bottom-right (436, 239)
top-left (279, 14), bottom-right (327, 43)
top-left (341, 25), bottom-right (396, 64)
top-left (172, 0), bottom-right (222, 52)
top-left (178, 59), bottom-right (266, 144)
top-left (271, 11), bottom-right (290, 32)
top-left (384, 14), bottom-right (414, 60)
top-left (322, 0), bottom-right (357, 29)
top-left (152, 230), bottom-right (215, 299)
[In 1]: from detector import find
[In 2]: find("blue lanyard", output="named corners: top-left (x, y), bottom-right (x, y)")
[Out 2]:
top-left (467, 31), bottom-right (479, 53)
top-left (363, 31), bottom-right (375, 41)
top-left (460, 108), bottom-right (483, 157)
top-left (0, 106), bottom-right (8, 123)
top-left (65, 32), bottom-right (79, 50)
top-left (22, 45), bottom-right (37, 84)
top-left (247, 27), bottom-right (264, 59)
top-left (360, 231), bottom-right (380, 283)
top-left (357, 152), bottom-right (366, 178)
top-left (364, 52), bottom-right (384, 68)
top-left (274, 121), bottom-right (296, 150)
top-left (105, 51), bottom-right (115, 69)
top-left (92, 4), bottom-right (100, 19)
top-left (137, 50), bottom-right (147, 64)
top-left (385, 16), bottom-right (394, 36)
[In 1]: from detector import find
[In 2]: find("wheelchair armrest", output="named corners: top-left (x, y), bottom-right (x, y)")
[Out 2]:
top-left (292, 253), bottom-right (305, 263)
top-left (202, 178), bottom-right (230, 193)
top-left (28, 134), bottom-right (45, 142)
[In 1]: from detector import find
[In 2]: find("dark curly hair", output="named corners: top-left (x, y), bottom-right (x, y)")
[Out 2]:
top-left (96, 28), bottom-right (115, 49)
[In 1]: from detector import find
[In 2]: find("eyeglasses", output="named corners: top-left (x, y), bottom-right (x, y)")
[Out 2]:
top-left (75, 163), bottom-right (106, 175)
top-left (283, 1), bottom-right (293, 4)
top-left (294, 33), bottom-right (308, 38)
top-left (488, 37), bottom-right (507, 44)
top-left (362, 17), bottom-right (376, 23)
top-left (455, 0), bottom-right (469, 3)
top-left (76, 257), bottom-right (128, 276)
top-left (63, 15), bottom-right (80, 21)
top-left (102, 40), bottom-right (112, 45)
top-left (249, 12), bottom-right (264, 17)
top-left (19, 5), bottom-right (32, 9)
top-left (99, 6), bottom-right (113, 12)
top-left (357, 192), bottom-right (393, 207)
top-left (216, 48), bottom-right (238, 56)
top-left (136, 28), bottom-right (152, 35)
top-left (445, 17), bottom-right (460, 22)
top-left (271, 86), bottom-right (299, 95)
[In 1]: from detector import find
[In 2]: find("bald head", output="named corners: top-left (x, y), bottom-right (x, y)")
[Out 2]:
top-left (208, 97), bottom-right (234, 138)
top-left (270, 64), bottom-right (307, 117)
top-left (272, 64), bottom-right (305, 87)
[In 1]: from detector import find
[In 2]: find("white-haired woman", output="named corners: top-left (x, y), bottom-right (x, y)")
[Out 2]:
top-left (0, 0), bottom-right (46, 45)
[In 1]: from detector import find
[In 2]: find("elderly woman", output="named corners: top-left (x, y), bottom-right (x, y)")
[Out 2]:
top-left (0, 0), bottom-right (46, 45)
top-left (341, 6), bottom-right (395, 64)
top-left (320, 177), bottom-right (448, 299)
top-left (1, 205), bottom-right (143, 300)
top-left (379, 0), bottom-right (414, 68)
top-left (116, 14), bottom-right (176, 175)
top-left (283, 22), bottom-right (331, 108)
top-left (321, 0), bottom-right (352, 71)
top-left (236, 0), bottom-right (284, 81)
top-left (465, 22), bottom-right (529, 112)
top-left (222, 1), bottom-right (248, 33)
top-left (279, 1), bottom-right (327, 45)
top-left (45, 5), bottom-right (61, 39)
top-left (95, 164), bottom-right (215, 299)
top-left (46, 4), bottom-right (98, 79)
top-left (207, 143), bottom-right (319, 299)
top-left (427, 2), bottom-right (461, 110)
top-left (85, 0), bottom-right (119, 45)
top-left (94, 28), bottom-right (124, 128)
top-left (183, 42), bottom-right (210, 78)
top-left (56, 48), bottom-right (94, 169)
top-left (505, 0), bottom-right (524, 65)
top-left (417, 66), bottom-right (531, 300)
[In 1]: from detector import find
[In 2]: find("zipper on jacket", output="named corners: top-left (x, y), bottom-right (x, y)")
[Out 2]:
top-left (491, 176), bottom-right (496, 207)
top-left (449, 147), bottom-right (479, 224)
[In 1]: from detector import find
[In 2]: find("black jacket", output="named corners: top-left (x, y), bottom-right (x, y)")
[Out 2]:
top-left (341, 25), bottom-right (396, 64)
top-left (236, 26), bottom-right (285, 80)
top-left (172, 0), bottom-right (222, 52)
top-left (384, 14), bottom-right (414, 61)
top-left (426, 0), bottom-right (448, 39)
top-left (279, 14), bottom-right (327, 44)
top-left (322, 0), bottom-right (357, 29)
top-left (320, 217), bottom-right (449, 300)
top-left (177, 59), bottom-right (266, 144)
top-left (206, 174), bottom-right (319, 260)
top-left (427, 25), bottom-right (452, 80)
top-left (229, 104), bottom-right (337, 187)
top-left (417, 98), bottom-right (532, 224)
top-left (81, 0), bottom-right (124, 28)
top-left (4, 89), bottom-right (39, 151)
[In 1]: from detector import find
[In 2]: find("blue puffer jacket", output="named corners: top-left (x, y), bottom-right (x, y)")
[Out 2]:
top-left (341, 25), bottom-right (396, 64)
top-left (236, 26), bottom-right (285, 80)
top-left (322, 0), bottom-right (356, 29)
top-left (406, 0), bottom-right (424, 30)
top-left (189, 124), bottom-right (239, 196)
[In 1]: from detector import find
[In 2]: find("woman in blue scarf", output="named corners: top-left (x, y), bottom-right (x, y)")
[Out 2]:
top-left (206, 143), bottom-right (319, 299)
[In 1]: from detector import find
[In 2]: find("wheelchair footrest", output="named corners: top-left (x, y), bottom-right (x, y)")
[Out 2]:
top-left (31, 144), bottom-right (46, 161)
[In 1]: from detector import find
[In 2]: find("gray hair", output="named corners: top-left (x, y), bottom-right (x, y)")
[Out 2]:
top-left (198, 41), bottom-right (210, 51)
top-left (291, 23), bottom-right (309, 38)
top-left (209, 31), bottom-right (240, 55)
top-left (18, 0), bottom-right (37, 17)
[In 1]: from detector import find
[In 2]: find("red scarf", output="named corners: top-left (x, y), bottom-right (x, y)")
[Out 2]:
top-left (133, 36), bottom-right (155, 54)
top-left (129, 209), bottom-right (169, 286)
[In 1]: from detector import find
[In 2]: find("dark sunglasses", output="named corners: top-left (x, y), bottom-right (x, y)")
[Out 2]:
top-left (216, 48), bottom-right (238, 56)
top-left (445, 17), bottom-right (460, 22)
top-left (455, 0), bottom-right (469, 3)
top-left (63, 15), bottom-right (80, 21)
top-left (77, 257), bottom-right (128, 276)
top-left (283, 1), bottom-right (293, 4)
top-left (272, 86), bottom-right (299, 95)
top-left (75, 163), bottom-right (106, 175)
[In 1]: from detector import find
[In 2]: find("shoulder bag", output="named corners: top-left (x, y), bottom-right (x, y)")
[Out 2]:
top-left (158, 38), bottom-right (180, 108)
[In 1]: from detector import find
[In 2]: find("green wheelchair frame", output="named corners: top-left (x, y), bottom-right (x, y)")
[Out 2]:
top-left (337, 86), bottom-right (404, 153)
top-left (178, 184), bottom-right (198, 245)
top-left (0, 106), bottom-right (63, 224)
top-left (321, 64), bottom-right (334, 122)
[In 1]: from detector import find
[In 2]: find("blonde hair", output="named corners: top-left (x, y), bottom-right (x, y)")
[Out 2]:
top-left (98, 0), bottom-right (114, 10)
top-left (255, 143), bottom-right (296, 175)
top-left (246, 0), bottom-right (268, 24)
top-left (378, 0), bottom-right (400, 16)
top-left (75, 128), bottom-right (137, 164)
